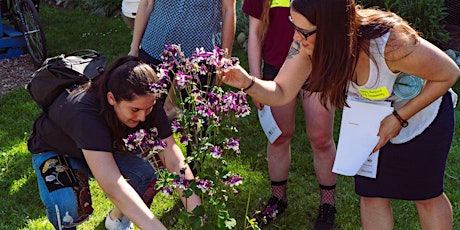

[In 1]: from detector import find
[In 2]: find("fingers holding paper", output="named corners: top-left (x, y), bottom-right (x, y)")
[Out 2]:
top-left (373, 114), bottom-right (403, 152)
top-left (251, 98), bottom-right (264, 110)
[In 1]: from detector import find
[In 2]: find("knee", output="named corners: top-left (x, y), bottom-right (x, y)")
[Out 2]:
top-left (119, 157), bottom-right (156, 195)
top-left (360, 197), bottom-right (390, 209)
top-left (414, 197), bottom-right (437, 209)
top-left (361, 196), bottom-right (374, 206)
top-left (122, 163), bottom-right (156, 193)
top-left (308, 131), bottom-right (334, 152)
top-left (271, 133), bottom-right (293, 146)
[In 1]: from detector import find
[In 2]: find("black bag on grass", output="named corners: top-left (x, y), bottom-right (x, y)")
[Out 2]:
top-left (27, 49), bottom-right (106, 109)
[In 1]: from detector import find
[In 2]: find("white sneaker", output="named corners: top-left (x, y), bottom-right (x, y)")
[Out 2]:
top-left (105, 212), bottom-right (134, 230)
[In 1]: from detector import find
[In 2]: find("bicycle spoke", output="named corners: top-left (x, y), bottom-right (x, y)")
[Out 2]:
top-left (18, 0), bottom-right (47, 66)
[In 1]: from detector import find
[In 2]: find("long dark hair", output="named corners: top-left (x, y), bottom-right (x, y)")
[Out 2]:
top-left (292, 0), bottom-right (418, 109)
top-left (90, 56), bottom-right (158, 149)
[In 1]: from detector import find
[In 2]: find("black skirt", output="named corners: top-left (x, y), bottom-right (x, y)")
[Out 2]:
top-left (355, 92), bottom-right (454, 200)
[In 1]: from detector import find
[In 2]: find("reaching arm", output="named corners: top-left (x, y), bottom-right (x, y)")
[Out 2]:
top-left (82, 149), bottom-right (167, 230)
top-left (158, 135), bottom-right (201, 212)
top-left (222, 41), bottom-right (311, 106)
top-left (128, 0), bottom-right (155, 57)
top-left (221, 0), bottom-right (236, 56)
top-left (372, 33), bottom-right (460, 152)
top-left (387, 37), bottom-right (459, 120)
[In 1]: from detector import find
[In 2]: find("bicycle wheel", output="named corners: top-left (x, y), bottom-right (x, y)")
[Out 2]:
top-left (17, 0), bottom-right (47, 66)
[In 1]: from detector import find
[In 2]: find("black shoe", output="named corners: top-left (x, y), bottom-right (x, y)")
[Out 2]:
top-left (313, 204), bottom-right (336, 230)
top-left (253, 196), bottom-right (288, 226)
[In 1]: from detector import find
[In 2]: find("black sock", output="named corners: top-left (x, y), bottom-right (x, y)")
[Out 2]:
top-left (271, 180), bottom-right (287, 201)
top-left (319, 184), bottom-right (336, 206)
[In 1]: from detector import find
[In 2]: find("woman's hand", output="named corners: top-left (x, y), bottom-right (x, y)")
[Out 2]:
top-left (159, 136), bottom-right (201, 211)
top-left (372, 114), bottom-right (402, 152)
top-left (128, 48), bottom-right (139, 57)
top-left (220, 65), bottom-right (253, 89)
top-left (252, 97), bottom-right (264, 110)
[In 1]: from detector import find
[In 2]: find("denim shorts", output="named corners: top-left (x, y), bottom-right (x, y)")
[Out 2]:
top-left (32, 152), bottom-right (157, 229)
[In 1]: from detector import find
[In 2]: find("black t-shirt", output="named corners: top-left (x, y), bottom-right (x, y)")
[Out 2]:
top-left (28, 90), bottom-right (172, 159)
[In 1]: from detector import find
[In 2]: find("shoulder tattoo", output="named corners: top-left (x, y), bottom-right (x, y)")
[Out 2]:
top-left (287, 41), bottom-right (301, 59)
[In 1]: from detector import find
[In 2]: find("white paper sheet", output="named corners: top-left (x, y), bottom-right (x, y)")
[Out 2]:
top-left (332, 99), bottom-right (393, 178)
top-left (356, 151), bottom-right (379, 178)
top-left (257, 106), bottom-right (282, 144)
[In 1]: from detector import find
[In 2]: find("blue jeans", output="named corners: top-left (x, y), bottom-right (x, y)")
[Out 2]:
top-left (32, 152), bottom-right (157, 229)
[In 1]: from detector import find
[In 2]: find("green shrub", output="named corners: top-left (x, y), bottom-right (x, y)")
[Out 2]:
top-left (358, 0), bottom-right (450, 46)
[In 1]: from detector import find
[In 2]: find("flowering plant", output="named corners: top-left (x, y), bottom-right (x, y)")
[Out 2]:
top-left (125, 45), bottom-right (251, 229)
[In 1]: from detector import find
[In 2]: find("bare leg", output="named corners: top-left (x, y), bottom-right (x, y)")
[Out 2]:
top-left (302, 92), bottom-right (337, 229)
top-left (360, 197), bottom-right (393, 230)
top-left (302, 92), bottom-right (336, 190)
top-left (253, 97), bottom-right (297, 224)
top-left (267, 97), bottom-right (297, 187)
top-left (415, 193), bottom-right (452, 230)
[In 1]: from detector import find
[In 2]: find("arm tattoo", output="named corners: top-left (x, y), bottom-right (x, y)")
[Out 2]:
top-left (287, 41), bottom-right (301, 59)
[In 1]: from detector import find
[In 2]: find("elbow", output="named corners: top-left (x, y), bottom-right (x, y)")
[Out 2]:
top-left (453, 69), bottom-right (460, 85)
top-left (447, 68), bottom-right (460, 88)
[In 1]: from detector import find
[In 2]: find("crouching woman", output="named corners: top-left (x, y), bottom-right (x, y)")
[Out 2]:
top-left (28, 56), bottom-right (200, 230)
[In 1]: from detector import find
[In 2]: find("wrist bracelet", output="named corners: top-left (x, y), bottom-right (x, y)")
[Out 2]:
top-left (243, 76), bottom-right (256, 92)
top-left (392, 110), bottom-right (408, 128)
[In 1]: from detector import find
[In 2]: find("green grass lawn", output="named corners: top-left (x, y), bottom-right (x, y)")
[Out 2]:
top-left (1, 4), bottom-right (459, 230)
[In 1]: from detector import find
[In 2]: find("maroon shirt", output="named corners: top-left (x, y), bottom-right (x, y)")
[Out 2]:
top-left (242, 0), bottom-right (294, 70)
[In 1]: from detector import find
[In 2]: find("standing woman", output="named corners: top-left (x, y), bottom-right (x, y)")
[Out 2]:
top-left (28, 56), bottom-right (201, 230)
top-left (242, 0), bottom-right (337, 228)
top-left (128, 0), bottom-right (236, 119)
top-left (223, 0), bottom-right (460, 229)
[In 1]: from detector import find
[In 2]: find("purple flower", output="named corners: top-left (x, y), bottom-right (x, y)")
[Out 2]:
top-left (150, 127), bottom-right (158, 136)
top-left (160, 44), bottom-right (180, 62)
top-left (261, 203), bottom-right (279, 220)
top-left (171, 120), bottom-right (183, 133)
top-left (152, 138), bottom-right (166, 153)
top-left (223, 174), bottom-right (243, 187)
top-left (206, 92), bottom-right (220, 106)
top-left (162, 186), bottom-right (174, 196)
top-left (174, 71), bottom-right (192, 89)
top-left (224, 138), bottom-right (240, 151)
top-left (149, 69), bottom-right (170, 95)
top-left (196, 179), bottom-right (213, 193)
top-left (198, 64), bottom-right (208, 75)
top-left (123, 129), bottom-right (148, 151)
top-left (209, 145), bottom-right (223, 159)
top-left (173, 177), bottom-right (190, 190)
top-left (123, 128), bottom-right (166, 154)
top-left (179, 134), bottom-right (190, 145)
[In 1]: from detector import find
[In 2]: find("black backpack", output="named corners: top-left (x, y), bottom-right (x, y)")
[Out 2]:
top-left (27, 49), bottom-right (106, 109)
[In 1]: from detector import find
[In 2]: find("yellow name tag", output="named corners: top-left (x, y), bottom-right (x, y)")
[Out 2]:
top-left (358, 87), bottom-right (390, 100)
top-left (271, 0), bottom-right (290, 8)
